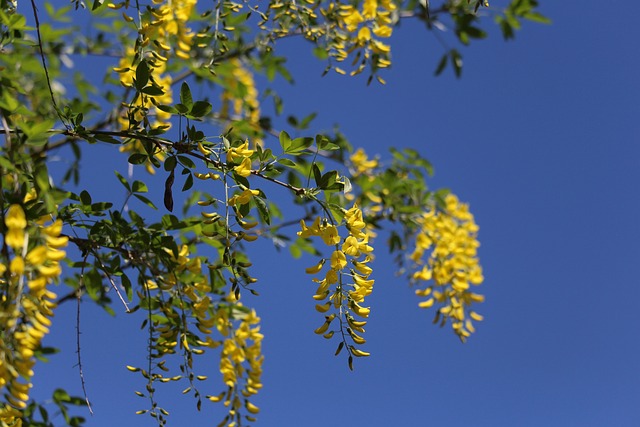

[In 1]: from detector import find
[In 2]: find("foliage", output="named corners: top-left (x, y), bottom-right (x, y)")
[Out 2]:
top-left (0, 0), bottom-right (545, 425)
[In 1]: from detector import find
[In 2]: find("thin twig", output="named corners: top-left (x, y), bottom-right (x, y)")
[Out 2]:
top-left (75, 264), bottom-right (94, 414)
top-left (29, 0), bottom-right (70, 129)
top-left (93, 251), bottom-right (131, 313)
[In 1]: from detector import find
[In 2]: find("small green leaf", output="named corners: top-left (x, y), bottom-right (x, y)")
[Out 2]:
top-left (180, 82), bottom-right (193, 109)
top-left (79, 190), bottom-right (92, 205)
top-left (53, 389), bottom-right (71, 403)
top-left (254, 196), bottom-right (270, 225)
top-left (132, 180), bottom-right (148, 193)
top-left (181, 172), bottom-right (193, 191)
top-left (135, 60), bottom-right (150, 90)
top-left (128, 153), bottom-right (148, 165)
top-left (164, 156), bottom-right (177, 171)
top-left (114, 170), bottom-right (131, 191)
top-left (156, 104), bottom-right (178, 114)
top-left (279, 130), bottom-right (291, 152)
top-left (133, 194), bottom-right (158, 210)
top-left (450, 49), bottom-right (463, 78)
top-left (285, 137), bottom-right (314, 155)
top-left (141, 85), bottom-right (164, 96)
top-left (278, 158), bottom-right (296, 168)
top-left (177, 155), bottom-right (195, 169)
top-left (188, 101), bottom-right (212, 118)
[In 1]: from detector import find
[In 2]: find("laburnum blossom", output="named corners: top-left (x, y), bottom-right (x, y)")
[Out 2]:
top-left (334, 0), bottom-right (395, 72)
top-left (350, 148), bottom-right (379, 176)
top-left (227, 141), bottom-right (255, 177)
top-left (228, 189), bottom-right (259, 207)
top-left (1, 213), bottom-right (67, 412)
top-left (301, 204), bottom-right (375, 360)
top-left (4, 205), bottom-right (26, 249)
top-left (410, 194), bottom-right (484, 342)
top-left (207, 303), bottom-right (264, 424)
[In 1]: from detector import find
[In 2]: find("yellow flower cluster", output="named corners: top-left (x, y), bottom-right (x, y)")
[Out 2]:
top-left (1, 205), bottom-right (67, 416)
top-left (112, 1), bottom-right (196, 172)
top-left (226, 140), bottom-right (255, 178)
top-left (335, 0), bottom-right (395, 73)
top-left (220, 59), bottom-right (262, 137)
top-left (208, 304), bottom-right (264, 425)
top-left (110, 0), bottom-right (196, 60)
top-left (301, 204), bottom-right (374, 357)
top-left (350, 147), bottom-right (379, 176)
top-left (410, 194), bottom-right (484, 342)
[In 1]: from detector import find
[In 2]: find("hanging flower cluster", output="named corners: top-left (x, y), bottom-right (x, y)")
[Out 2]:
top-left (333, 0), bottom-right (396, 75)
top-left (300, 204), bottom-right (374, 362)
top-left (133, 242), bottom-right (263, 425)
top-left (219, 59), bottom-right (262, 140)
top-left (207, 302), bottom-right (264, 426)
top-left (350, 148), bottom-right (379, 177)
top-left (410, 194), bottom-right (484, 342)
top-left (0, 205), bottom-right (67, 417)
top-left (111, 0), bottom-right (197, 173)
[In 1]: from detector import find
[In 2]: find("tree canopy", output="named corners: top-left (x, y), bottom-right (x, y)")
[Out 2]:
top-left (0, 0), bottom-right (546, 425)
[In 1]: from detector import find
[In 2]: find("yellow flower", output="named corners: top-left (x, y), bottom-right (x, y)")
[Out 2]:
top-left (229, 189), bottom-right (260, 206)
top-left (342, 236), bottom-right (361, 256)
top-left (298, 217), bottom-right (322, 238)
top-left (320, 225), bottom-right (340, 246)
top-left (330, 250), bottom-right (347, 270)
top-left (227, 141), bottom-right (254, 163)
top-left (5, 204), bottom-right (26, 229)
top-left (233, 156), bottom-right (253, 177)
top-left (5, 204), bottom-right (27, 249)
top-left (305, 259), bottom-right (325, 275)
top-left (10, 256), bottom-right (25, 275)
top-left (350, 148), bottom-right (378, 175)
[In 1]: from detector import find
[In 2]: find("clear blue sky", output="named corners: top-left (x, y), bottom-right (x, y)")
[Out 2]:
top-left (28, 1), bottom-right (640, 426)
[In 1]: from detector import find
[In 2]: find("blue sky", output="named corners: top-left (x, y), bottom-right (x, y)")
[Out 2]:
top-left (27, 1), bottom-right (640, 426)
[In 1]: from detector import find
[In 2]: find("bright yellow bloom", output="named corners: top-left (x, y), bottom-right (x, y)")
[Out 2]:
top-left (320, 225), bottom-right (341, 246)
top-left (5, 204), bottom-right (27, 249)
top-left (330, 250), bottom-right (347, 270)
top-left (233, 156), bottom-right (253, 177)
top-left (350, 148), bottom-right (378, 175)
top-left (229, 189), bottom-right (260, 206)
top-left (227, 141), bottom-right (254, 163)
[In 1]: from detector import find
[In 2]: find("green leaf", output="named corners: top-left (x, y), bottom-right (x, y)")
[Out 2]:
top-left (524, 12), bottom-right (551, 24)
top-left (135, 60), bottom-right (150, 90)
top-left (278, 158), bottom-right (296, 168)
top-left (114, 170), bottom-right (131, 191)
top-left (79, 190), bottom-right (92, 205)
top-left (133, 193), bottom-right (158, 210)
top-left (92, 0), bottom-right (105, 11)
top-left (180, 82), bottom-right (193, 109)
top-left (279, 130), bottom-right (291, 152)
top-left (131, 180), bottom-right (148, 193)
top-left (188, 101), bottom-right (212, 118)
top-left (312, 163), bottom-right (322, 186)
top-left (128, 153), bottom-right (148, 165)
top-left (319, 170), bottom-right (338, 190)
top-left (285, 137), bottom-right (314, 155)
top-left (84, 268), bottom-right (103, 302)
top-left (254, 196), bottom-right (270, 225)
top-left (177, 155), bottom-right (195, 169)
top-left (450, 49), bottom-right (463, 78)
top-left (53, 389), bottom-right (71, 403)
top-left (121, 274), bottom-right (133, 301)
top-left (164, 156), bottom-right (177, 171)
top-left (141, 85), bottom-right (164, 96)
top-left (181, 172), bottom-right (194, 192)
top-left (157, 104), bottom-right (178, 114)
